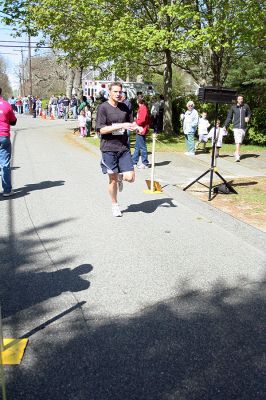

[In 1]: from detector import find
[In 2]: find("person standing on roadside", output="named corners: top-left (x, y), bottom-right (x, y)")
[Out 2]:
top-left (181, 100), bottom-right (199, 156)
top-left (62, 96), bottom-right (70, 121)
top-left (96, 82), bottom-right (138, 217)
top-left (0, 87), bottom-right (17, 197)
top-left (70, 95), bottom-right (78, 119)
top-left (132, 95), bottom-right (150, 169)
top-left (224, 95), bottom-right (251, 162)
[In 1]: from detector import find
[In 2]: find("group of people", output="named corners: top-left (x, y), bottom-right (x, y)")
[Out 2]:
top-left (48, 94), bottom-right (94, 121)
top-left (8, 95), bottom-right (33, 114)
top-left (181, 95), bottom-right (251, 162)
top-left (1, 83), bottom-right (252, 219)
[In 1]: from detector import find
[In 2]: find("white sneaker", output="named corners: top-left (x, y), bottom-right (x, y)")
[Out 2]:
top-left (235, 153), bottom-right (240, 162)
top-left (137, 164), bottom-right (149, 169)
top-left (112, 203), bottom-right (122, 217)
top-left (3, 190), bottom-right (14, 197)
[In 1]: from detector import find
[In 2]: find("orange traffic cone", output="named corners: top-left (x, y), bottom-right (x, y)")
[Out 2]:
top-left (50, 114), bottom-right (55, 120)
top-left (42, 111), bottom-right (46, 119)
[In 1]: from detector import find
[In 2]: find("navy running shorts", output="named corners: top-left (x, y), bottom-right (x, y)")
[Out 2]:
top-left (101, 150), bottom-right (134, 174)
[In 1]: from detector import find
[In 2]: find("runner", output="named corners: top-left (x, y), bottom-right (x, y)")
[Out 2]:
top-left (96, 82), bottom-right (140, 217)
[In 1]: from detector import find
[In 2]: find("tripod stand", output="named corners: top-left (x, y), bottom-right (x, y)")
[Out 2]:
top-left (183, 101), bottom-right (237, 201)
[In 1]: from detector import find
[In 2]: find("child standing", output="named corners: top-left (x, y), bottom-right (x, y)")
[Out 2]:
top-left (195, 111), bottom-right (210, 151)
top-left (207, 119), bottom-right (227, 158)
top-left (78, 110), bottom-right (87, 137)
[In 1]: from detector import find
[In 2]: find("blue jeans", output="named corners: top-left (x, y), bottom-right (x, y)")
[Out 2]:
top-left (185, 134), bottom-right (195, 153)
top-left (132, 134), bottom-right (149, 166)
top-left (71, 106), bottom-right (77, 119)
top-left (0, 136), bottom-right (12, 193)
top-left (63, 106), bottom-right (69, 121)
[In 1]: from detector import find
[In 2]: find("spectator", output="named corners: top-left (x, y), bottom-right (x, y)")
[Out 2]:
top-left (36, 97), bottom-right (42, 116)
top-left (207, 119), bottom-right (227, 158)
top-left (16, 97), bottom-right (23, 114)
top-left (224, 95), bottom-right (251, 162)
top-left (150, 96), bottom-right (160, 134)
top-left (158, 94), bottom-right (164, 133)
top-left (0, 87), bottom-right (17, 196)
top-left (195, 111), bottom-right (210, 152)
top-left (85, 105), bottom-right (92, 136)
top-left (70, 95), bottom-right (78, 119)
top-left (132, 95), bottom-right (150, 169)
top-left (181, 100), bottom-right (199, 156)
top-left (62, 96), bottom-right (70, 121)
top-left (78, 110), bottom-right (87, 137)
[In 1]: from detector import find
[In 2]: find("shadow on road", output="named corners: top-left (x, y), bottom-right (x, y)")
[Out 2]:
top-left (5, 276), bottom-right (265, 400)
top-left (155, 161), bottom-right (171, 167)
top-left (123, 198), bottom-right (177, 214)
top-left (0, 180), bottom-right (65, 200)
top-left (0, 218), bottom-right (92, 319)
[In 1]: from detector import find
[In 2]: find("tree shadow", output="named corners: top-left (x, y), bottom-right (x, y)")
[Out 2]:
top-left (123, 198), bottom-right (177, 214)
top-left (0, 180), bottom-right (65, 200)
top-left (5, 276), bottom-right (265, 400)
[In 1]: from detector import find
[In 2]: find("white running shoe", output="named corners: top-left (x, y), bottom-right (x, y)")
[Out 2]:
top-left (235, 153), bottom-right (240, 162)
top-left (112, 203), bottom-right (122, 217)
top-left (137, 164), bottom-right (150, 169)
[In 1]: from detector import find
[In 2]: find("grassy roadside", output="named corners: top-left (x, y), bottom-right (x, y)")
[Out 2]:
top-left (86, 132), bottom-right (266, 154)
top-left (185, 177), bottom-right (266, 232)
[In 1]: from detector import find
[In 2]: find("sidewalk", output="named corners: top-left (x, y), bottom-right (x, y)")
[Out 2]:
top-left (68, 125), bottom-right (266, 187)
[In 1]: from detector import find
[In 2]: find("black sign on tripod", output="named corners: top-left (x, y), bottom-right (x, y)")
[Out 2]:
top-left (183, 86), bottom-right (238, 200)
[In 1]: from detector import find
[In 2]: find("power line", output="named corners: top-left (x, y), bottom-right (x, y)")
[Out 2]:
top-left (0, 44), bottom-right (52, 48)
top-left (0, 40), bottom-right (48, 44)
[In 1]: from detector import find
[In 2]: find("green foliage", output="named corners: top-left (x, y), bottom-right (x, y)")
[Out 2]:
top-left (226, 49), bottom-right (266, 145)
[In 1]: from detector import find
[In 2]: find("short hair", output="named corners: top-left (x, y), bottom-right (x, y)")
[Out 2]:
top-left (109, 82), bottom-right (122, 90)
top-left (0, 88), bottom-right (2, 95)
top-left (187, 100), bottom-right (194, 107)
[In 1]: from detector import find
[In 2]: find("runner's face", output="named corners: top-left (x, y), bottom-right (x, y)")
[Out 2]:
top-left (109, 86), bottom-right (122, 102)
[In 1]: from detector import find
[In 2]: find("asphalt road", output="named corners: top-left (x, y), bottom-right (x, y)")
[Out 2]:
top-left (1, 115), bottom-right (265, 400)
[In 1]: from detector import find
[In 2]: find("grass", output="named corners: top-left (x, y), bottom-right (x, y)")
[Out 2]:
top-left (87, 132), bottom-right (266, 153)
top-left (190, 177), bottom-right (266, 231)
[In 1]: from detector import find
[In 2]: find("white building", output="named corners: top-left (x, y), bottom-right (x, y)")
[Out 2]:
top-left (82, 71), bottom-right (156, 99)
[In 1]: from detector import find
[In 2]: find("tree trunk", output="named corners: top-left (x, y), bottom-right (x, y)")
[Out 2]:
top-left (210, 50), bottom-right (223, 86)
top-left (65, 67), bottom-right (75, 98)
top-left (73, 66), bottom-right (83, 98)
top-left (163, 49), bottom-right (173, 134)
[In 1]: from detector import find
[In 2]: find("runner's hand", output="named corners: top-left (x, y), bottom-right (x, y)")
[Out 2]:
top-left (123, 122), bottom-right (136, 131)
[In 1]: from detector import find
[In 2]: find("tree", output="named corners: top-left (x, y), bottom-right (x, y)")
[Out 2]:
top-left (0, 56), bottom-right (13, 97)
top-left (1, 0), bottom-right (265, 134)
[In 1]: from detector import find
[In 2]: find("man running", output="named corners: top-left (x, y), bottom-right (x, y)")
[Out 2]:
top-left (96, 82), bottom-right (139, 217)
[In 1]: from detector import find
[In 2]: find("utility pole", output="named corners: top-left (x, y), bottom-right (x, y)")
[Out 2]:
top-left (28, 34), bottom-right (32, 96)
top-left (20, 48), bottom-right (25, 96)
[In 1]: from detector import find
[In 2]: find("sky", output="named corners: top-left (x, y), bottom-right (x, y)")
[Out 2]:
top-left (0, 19), bottom-right (46, 91)
top-left (0, 22), bottom-right (23, 89)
